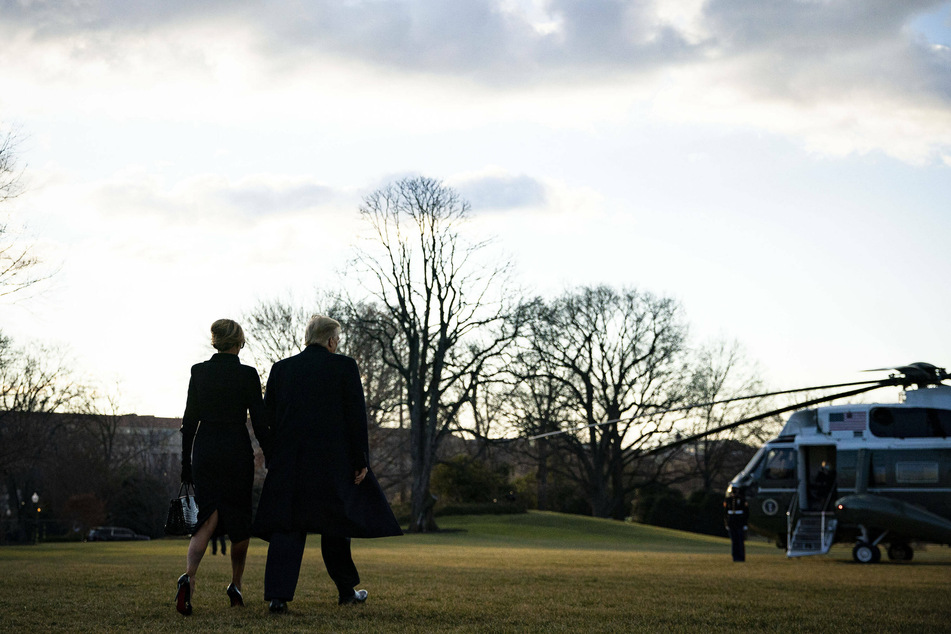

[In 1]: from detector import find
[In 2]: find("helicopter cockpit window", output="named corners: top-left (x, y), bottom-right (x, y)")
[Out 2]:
top-left (869, 407), bottom-right (951, 438)
top-left (762, 448), bottom-right (796, 481)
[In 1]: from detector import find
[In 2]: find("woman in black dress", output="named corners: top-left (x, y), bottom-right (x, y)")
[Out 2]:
top-left (175, 319), bottom-right (271, 616)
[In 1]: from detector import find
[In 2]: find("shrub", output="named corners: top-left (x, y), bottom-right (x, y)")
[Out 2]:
top-left (631, 484), bottom-right (727, 537)
top-left (430, 455), bottom-right (511, 505)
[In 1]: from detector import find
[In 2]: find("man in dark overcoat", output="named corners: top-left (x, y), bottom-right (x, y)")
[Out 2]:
top-left (253, 315), bottom-right (402, 612)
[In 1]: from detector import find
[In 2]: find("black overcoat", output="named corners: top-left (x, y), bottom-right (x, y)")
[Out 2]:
top-left (252, 345), bottom-right (402, 539)
top-left (181, 353), bottom-right (271, 542)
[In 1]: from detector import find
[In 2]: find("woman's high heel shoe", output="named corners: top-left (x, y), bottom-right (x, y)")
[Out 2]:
top-left (175, 574), bottom-right (192, 616)
top-left (227, 583), bottom-right (244, 607)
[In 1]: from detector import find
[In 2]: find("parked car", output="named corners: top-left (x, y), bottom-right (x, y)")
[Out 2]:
top-left (87, 526), bottom-right (150, 541)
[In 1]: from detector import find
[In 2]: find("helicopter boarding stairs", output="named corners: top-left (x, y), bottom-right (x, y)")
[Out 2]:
top-left (786, 492), bottom-right (838, 557)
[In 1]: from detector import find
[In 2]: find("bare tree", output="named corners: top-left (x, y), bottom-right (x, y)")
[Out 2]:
top-left (337, 300), bottom-right (410, 501)
top-left (72, 385), bottom-right (170, 479)
top-left (0, 337), bottom-right (82, 470)
top-left (244, 295), bottom-right (405, 426)
top-left (0, 128), bottom-right (24, 204)
top-left (0, 127), bottom-right (49, 298)
top-left (463, 365), bottom-right (511, 456)
top-left (671, 339), bottom-right (768, 494)
top-left (517, 285), bottom-right (689, 519)
top-left (337, 300), bottom-right (405, 429)
top-left (0, 335), bottom-right (85, 540)
top-left (501, 323), bottom-right (574, 511)
top-left (243, 296), bottom-right (315, 379)
top-left (348, 176), bottom-right (520, 532)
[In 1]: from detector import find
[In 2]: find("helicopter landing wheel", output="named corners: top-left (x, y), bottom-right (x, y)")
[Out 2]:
top-left (852, 542), bottom-right (881, 564)
top-left (887, 542), bottom-right (914, 561)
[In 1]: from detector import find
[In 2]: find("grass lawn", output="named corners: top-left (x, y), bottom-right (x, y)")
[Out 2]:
top-left (3, 511), bottom-right (951, 632)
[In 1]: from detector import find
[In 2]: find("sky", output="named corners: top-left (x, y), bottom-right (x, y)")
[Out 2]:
top-left (1, 0), bottom-right (950, 418)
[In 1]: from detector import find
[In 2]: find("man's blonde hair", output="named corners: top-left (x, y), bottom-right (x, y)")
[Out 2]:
top-left (305, 315), bottom-right (341, 347)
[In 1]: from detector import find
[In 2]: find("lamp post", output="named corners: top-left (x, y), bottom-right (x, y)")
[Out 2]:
top-left (31, 492), bottom-right (39, 545)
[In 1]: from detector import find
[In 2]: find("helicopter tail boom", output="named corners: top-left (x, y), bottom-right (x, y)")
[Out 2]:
top-left (835, 493), bottom-right (951, 546)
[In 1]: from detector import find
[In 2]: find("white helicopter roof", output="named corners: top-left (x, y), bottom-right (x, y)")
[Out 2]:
top-left (777, 384), bottom-right (951, 438)
top-left (901, 384), bottom-right (951, 409)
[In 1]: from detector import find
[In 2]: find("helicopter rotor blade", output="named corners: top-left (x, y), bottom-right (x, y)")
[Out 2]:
top-left (526, 380), bottom-right (881, 440)
top-left (522, 362), bottom-right (946, 444)
top-left (640, 381), bottom-right (889, 457)
top-left (524, 378), bottom-right (887, 442)
top-left (641, 363), bottom-right (948, 455)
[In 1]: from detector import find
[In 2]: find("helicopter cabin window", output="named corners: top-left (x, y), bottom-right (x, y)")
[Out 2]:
top-left (836, 451), bottom-right (856, 487)
top-left (869, 450), bottom-right (947, 487)
top-left (895, 462), bottom-right (940, 484)
top-left (762, 448), bottom-right (796, 481)
top-left (869, 407), bottom-right (951, 438)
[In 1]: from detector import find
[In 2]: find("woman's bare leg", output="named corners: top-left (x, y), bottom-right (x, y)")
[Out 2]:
top-left (230, 538), bottom-right (250, 590)
top-left (184, 510), bottom-right (219, 595)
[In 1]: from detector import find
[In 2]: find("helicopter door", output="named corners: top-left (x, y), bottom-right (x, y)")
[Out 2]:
top-left (801, 445), bottom-right (837, 511)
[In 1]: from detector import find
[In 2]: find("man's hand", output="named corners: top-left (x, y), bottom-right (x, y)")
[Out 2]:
top-left (354, 467), bottom-right (367, 485)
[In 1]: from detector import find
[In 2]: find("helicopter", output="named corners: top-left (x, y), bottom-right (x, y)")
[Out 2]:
top-left (721, 362), bottom-right (951, 563)
top-left (527, 361), bottom-right (951, 563)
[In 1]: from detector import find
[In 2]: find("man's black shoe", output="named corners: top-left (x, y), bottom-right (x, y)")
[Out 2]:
top-left (338, 589), bottom-right (368, 605)
top-left (269, 599), bottom-right (289, 613)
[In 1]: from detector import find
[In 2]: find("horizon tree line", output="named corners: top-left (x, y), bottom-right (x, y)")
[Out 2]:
top-left (0, 125), bottom-right (776, 537)
top-left (242, 176), bottom-right (778, 531)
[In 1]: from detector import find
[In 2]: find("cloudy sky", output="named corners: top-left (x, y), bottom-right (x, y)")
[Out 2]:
top-left (1, 0), bottom-right (950, 418)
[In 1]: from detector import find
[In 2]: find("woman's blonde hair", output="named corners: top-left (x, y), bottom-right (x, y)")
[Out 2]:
top-left (304, 315), bottom-right (341, 347)
top-left (210, 318), bottom-right (245, 351)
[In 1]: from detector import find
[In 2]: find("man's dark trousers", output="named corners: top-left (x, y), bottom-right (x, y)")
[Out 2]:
top-left (264, 531), bottom-right (360, 601)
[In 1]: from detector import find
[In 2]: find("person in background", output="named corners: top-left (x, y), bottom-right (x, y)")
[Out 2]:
top-left (725, 492), bottom-right (749, 562)
top-left (175, 319), bottom-right (271, 616)
top-left (253, 315), bottom-right (402, 614)
top-left (813, 460), bottom-right (836, 508)
top-left (211, 534), bottom-right (227, 556)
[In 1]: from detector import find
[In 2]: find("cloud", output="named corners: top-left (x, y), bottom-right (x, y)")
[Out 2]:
top-left (4, 1), bottom-right (945, 81)
top-left (1, 0), bottom-right (950, 163)
top-left (1, 0), bottom-right (696, 78)
top-left (87, 171), bottom-right (346, 223)
top-left (19, 166), bottom-right (362, 320)
top-left (454, 172), bottom-right (548, 211)
top-left (218, 179), bottom-right (338, 216)
top-left (699, 0), bottom-right (951, 101)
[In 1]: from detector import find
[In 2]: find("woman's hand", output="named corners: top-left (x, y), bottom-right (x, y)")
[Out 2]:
top-left (354, 467), bottom-right (367, 485)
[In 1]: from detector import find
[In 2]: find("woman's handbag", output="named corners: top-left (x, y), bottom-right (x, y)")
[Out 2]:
top-left (164, 482), bottom-right (199, 536)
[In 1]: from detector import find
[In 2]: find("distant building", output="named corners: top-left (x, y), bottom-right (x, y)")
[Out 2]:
top-left (111, 414), bottom-right (182, 483)
top-left (0, 411), bottom-right (183, 541)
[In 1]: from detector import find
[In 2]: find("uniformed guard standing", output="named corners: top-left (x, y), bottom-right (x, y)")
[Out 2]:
top-left (725, 493), bottom-right (749, 562)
